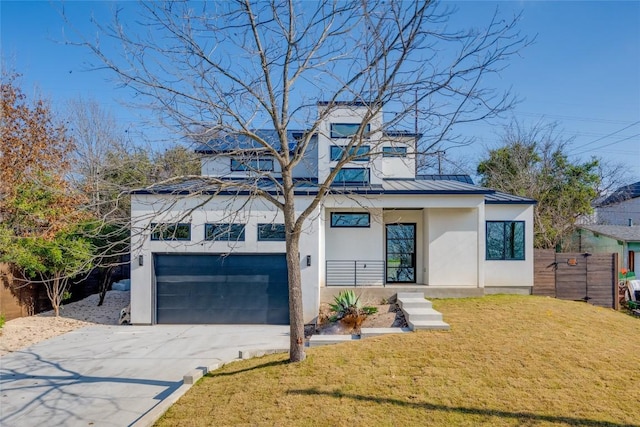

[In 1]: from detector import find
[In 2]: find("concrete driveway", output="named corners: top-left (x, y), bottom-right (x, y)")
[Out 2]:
top-left (0, 324), bottom-right (290, 427)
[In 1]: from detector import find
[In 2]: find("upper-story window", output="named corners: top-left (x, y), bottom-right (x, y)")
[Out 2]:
top-left (230, 158), bottom-right (274, 172)
top-left (330, 145), bottom-right (370, 162)
top-left (150, 223), bottom-right (191, 241)
top-left (330, 123), bottom-right (370, 139)
top-left (382, 146), bottom-right (408, 157)
top-left (331, 168), bottom-right (370, 185)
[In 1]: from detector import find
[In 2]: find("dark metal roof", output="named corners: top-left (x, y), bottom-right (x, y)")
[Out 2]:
top-left (485, 191), bottom-right (537, 205)
top-left (132, 177), bottom-right (535, 204)
top-left (596, 181), bottom-right (640, 206)
top-left (134, 177), bottom-right (489, 196)
top-left (382, 178), bottom-right (491, 194)
top-left (132, 178), bottom-right (320, 197)
top-left (578, 225), bottom-right (640, 242)
top-left (417, 174), bottom-right (475, 184)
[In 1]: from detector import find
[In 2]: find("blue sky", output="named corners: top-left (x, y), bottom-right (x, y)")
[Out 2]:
top-left (1, 1), bottom-right (639, 181)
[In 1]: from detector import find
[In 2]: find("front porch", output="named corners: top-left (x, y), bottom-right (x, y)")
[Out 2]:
top-left (322, 206), bottom-right (484, 289)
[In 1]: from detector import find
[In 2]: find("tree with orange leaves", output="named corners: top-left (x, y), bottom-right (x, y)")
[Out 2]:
top-left (0, 74), bottom-right (85, 238)
top-left (0, 75), bottom-right (94, 316)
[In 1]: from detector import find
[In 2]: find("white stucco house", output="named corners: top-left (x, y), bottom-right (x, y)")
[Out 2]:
top-left (129, 102), bottom-right (536, 325)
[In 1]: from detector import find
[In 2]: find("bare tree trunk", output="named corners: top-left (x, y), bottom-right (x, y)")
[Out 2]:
top-left (51, 276), bottom-right (61, 317)
top-left (97, 265), bottom-right (115, 306)
top-left (283, 181), bottom-right (305, 362)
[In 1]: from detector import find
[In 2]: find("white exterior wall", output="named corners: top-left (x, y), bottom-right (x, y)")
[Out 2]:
top-left (381, 155), bottom-right (415, 179)
top-left (200, 137), bottom-right (317, 179)
top-left (316, 105), bottom-right (385, 185)
top-left (427, 208), bottom-right (480, 287)
top-left (200, 155), bottom-right (281, 178)
top-left (325, 208), bottom-right (384, 261)
top-left (130, 194), bottom-right (321, 324)
top-left (380, 136), bottom-right (416, 179)
top-left (322, 194), bottom-right (487, 287)
top-left (484, 204), bottom-right (535, 288)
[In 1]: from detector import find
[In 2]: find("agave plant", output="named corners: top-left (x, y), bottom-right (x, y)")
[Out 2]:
top-left (328, 290), bottom-right (378, 333)
top-left (329, 290), bottom-right (361, 320)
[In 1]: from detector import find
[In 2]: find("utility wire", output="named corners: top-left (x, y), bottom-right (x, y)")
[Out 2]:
top-left (575, 133), bottom-right (640, 155)
top-left (574, 120), bottom-right (640, 150)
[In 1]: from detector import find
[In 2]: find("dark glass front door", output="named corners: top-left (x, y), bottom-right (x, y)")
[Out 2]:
top-left (386, 223), bottom-right (416, 283)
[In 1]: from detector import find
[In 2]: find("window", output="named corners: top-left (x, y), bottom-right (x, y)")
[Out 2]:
top-left (230, 158), bottom-right (274, 172)
top-left (486, 221), bottom-right (525, 260)
top-left (257, 223), bottom-right (286, 241)
top-left (330, 123), bottom-right (370, 139)
top-left (330, 145), bottom-right (370, 162)
top-left (382, 146), bottom-right (407, 157)
top-left (150, 223), bottom-right (191, 241)
top-left (205, 223), bottom-right (246, 241)
top-left (330, 212), bottom-right (370, 227)
top-left (331, 168), bottom-right (370, 185)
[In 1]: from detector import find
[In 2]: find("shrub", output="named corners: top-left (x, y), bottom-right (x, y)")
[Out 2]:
top-left (362, 306), bottom-right (378, 315)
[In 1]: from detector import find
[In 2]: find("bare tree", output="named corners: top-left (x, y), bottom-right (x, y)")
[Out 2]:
top-left (67, 0), bottom-right (527, 362)
top-left (477, 120), bottom-right (604, 250)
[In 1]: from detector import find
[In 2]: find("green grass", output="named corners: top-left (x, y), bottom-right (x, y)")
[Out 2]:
top-left (156, 295), bottom-right (639, 426)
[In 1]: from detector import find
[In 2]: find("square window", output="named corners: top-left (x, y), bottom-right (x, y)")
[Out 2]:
top-left (205, 223), bottom-right (246, 241)
top-left (150, 223), bottom-right (191, 241)
top-left (330, 145), bottom-right (370, 162)
top-left (330, 212), bottom-right (370, 227)
top-left (257, 223), bottom-right (286, 241)
top-left (382, 146), bottom-right (407, 157)
top-left (330, 123), bottom-right (370, 139)
top-left (331, 168), bottom-right (370, 185)
top-left (486, 221), bottom-right (525, 260)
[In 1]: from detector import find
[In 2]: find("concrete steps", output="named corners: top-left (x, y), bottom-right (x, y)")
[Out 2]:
top-left (397, 297), bottom-right (432, 310)
top-left (402, 307), bottom-right (444, 321)
top-left (397, 292), bottom-right (449, 331)
top-left (407, 319), bottom-right (450, 330)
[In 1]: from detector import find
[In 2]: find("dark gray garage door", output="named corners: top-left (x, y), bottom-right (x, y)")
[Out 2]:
top-left (154, 253), bottom-right (289, 324)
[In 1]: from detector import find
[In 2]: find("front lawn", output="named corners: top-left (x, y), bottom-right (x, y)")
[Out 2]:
top-left (157, 295), bottom-right (639, 426)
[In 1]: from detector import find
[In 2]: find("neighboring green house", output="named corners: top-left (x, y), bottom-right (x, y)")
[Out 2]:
top-left (570, 225), bottom-right (640, 273)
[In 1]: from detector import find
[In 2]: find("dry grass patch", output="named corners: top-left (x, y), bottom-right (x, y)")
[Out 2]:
top-left (156, 295), bottom-right (639, 426)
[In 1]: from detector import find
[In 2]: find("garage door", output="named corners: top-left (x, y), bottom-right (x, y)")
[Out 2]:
top-left (154, 253), bottom-right (289, 324)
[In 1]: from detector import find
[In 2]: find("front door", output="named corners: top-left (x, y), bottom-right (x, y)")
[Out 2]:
top-left (386, 223), bottom-right (416, 283)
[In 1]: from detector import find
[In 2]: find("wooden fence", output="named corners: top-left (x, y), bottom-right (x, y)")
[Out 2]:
top-left (0, 263), bottom-right (40, 320)
top-left (533, 250), bottom-right (618, 309)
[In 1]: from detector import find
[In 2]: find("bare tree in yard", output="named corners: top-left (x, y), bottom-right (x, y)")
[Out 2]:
top-left (70, 1), bottom-right (526, 362)
top-left (67, 98), bottom-right (201, 305)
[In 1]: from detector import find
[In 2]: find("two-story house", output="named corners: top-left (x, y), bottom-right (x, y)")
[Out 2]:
top-left (129, 102), bottom-right (535, 325)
